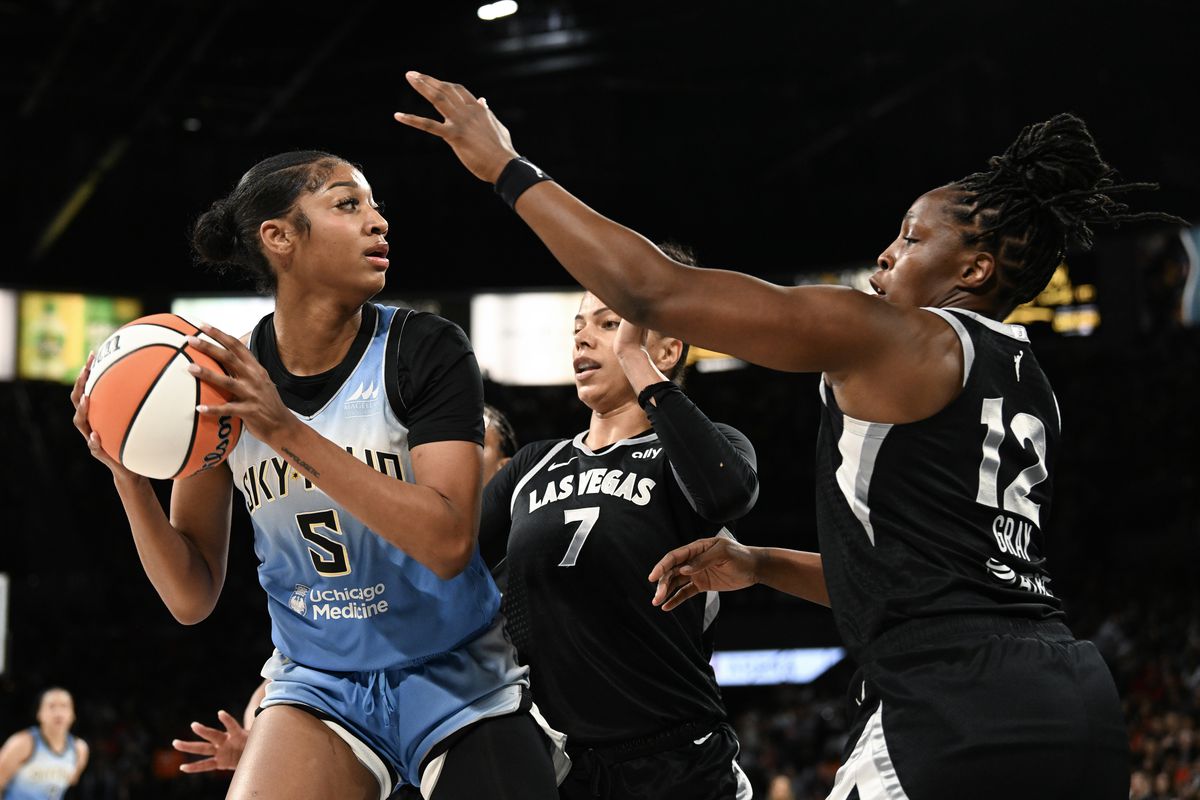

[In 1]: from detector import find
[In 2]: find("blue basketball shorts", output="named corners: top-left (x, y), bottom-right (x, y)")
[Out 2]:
top-left (259, 615), bottom-right (530, 795)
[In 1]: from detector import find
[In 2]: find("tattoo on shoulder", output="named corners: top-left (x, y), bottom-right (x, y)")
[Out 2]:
top-left (282, 447), bottom-right (320, 479)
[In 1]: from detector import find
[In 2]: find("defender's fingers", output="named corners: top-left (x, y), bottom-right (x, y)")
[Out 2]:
top-left (172, 740), bottom-right (217, 756)
top-left (189, 722), bottom-right (227, 742)
top-left (677, 541), bottom-right (729, 576)
top-left (216, 709), bottom-right (243, 731)
top-left (662, 581), bottom-right (701, 612)
top-left (393, 111), bottom-right (449, 138)
top-left (405, 71), bottom-right (466, 115)
top-left (178, 758), bottom-right (221, 773)
top-left (444, 80), bottom-right (479, 104)
top-left (648, 539), bottom-right (714, 582)
top-left (652, 573), bottom-right (691, 607)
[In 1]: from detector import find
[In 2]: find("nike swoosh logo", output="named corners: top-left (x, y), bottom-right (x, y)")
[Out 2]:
top-left (548, 457), bottom-right (578, 471)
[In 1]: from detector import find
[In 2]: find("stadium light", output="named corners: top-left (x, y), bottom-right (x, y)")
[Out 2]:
top-left (478, 1), bottom-right (518, 21)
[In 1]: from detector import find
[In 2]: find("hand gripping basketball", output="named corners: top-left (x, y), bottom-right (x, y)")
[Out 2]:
top-left (79, 314), bottom-right (244, 480)
top-left (181, 323), bottom-right (296, 446)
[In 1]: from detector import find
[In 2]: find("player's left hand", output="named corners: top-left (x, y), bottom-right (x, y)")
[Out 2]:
top-left (184, 324), bottom-right (295, 444)
top-left (172, 710), bottom-right (248, 773)
top-left (649, 536), bottom-right (761, 611)
top-left (394, 72), bottom-right (519, 183)
top-left (613, 319), bottom-right (651, 358)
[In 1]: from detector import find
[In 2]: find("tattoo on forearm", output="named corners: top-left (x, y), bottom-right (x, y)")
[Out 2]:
top-left (282, 448), bottom-right (320, 479)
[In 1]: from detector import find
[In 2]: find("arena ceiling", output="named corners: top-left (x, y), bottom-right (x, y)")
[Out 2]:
top-left (3, 0), bottom-right (1197, 295)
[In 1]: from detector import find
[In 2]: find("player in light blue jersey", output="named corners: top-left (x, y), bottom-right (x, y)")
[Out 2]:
top-left (0, 688), bottom-right (88, 800)
top-left (71, 152), bottom-right (560, 800)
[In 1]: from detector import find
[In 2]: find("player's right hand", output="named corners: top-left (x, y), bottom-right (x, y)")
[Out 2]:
top-left (172, 709), bottom-right (248, 773)
top-left (648, 536), bottom-right (762, 611)
top-left (394, 71), bottom-right (519, 184)
top-left (70, 353), bottom-right (139, 482)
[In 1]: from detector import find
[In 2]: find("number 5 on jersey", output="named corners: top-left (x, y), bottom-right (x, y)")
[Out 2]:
top-left (296, 509), bottom-right (351, 576)
top-left (558, 507), bottom-right (600, 567)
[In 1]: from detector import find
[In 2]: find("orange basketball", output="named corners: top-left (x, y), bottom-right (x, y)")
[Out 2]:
top-left (84, 314), bottom-right (242, 479)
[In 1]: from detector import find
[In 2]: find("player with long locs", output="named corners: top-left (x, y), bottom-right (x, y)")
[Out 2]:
top-left (395, 73), bottom-right (1184, 799)
top-left (70, 152), bottom-right (560, 800)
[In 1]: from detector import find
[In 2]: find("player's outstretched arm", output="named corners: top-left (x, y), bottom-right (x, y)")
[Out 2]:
top-left (649, 537), bottom-right (829, 611)
top-left (394, 71), bottom-right (919, 378)
top-left (71, 355), bottom-right (233, 625)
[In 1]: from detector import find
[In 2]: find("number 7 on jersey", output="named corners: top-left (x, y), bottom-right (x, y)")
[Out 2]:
top-left (558, 507), bottom-right (600, 567)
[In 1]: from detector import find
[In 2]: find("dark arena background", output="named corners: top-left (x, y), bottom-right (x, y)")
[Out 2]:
top-left (2, 1), bottom-right (1199, 798)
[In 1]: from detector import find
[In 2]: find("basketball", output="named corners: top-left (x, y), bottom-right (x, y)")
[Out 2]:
top-left (83, 314), bottom-right (242, 480)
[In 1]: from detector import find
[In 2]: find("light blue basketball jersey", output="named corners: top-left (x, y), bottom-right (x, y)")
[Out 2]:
top-left (227, 304), bottom-right (500, 672)
top-left (3, 729), bottom-right (76, 800)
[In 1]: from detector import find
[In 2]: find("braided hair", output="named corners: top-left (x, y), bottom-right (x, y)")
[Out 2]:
top-left (949, 113), bottom-right (1185, 313)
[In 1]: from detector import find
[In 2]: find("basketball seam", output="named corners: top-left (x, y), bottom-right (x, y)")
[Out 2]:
top-left (173, 349), bottom-right (203, 480)
top-left (89, 342), bottom-right (183, 388)
top-left (117, 321), bottom-right (202, 477)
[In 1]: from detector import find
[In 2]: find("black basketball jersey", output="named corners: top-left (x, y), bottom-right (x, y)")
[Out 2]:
top-left (816, 307), bottom-right (1064, 660)
top-left (490, 428), bottom-right (743, 746)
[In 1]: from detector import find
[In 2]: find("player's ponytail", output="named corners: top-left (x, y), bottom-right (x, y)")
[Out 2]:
top-left (950, 113), bottom-right (1186, 313)
top-left (190, 150), bottom-right (346, 294)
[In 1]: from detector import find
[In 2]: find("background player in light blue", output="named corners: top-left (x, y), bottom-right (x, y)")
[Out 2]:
top-left (0, 688), bottom-right (89, 800)
top-left (70, 152), bottom-right (559, 800)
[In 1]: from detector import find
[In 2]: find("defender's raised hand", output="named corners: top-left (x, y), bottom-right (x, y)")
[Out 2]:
top-left (394, 71), bottom-right (519, 183)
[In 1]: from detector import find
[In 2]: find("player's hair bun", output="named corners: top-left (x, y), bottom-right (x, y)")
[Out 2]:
top-left (191, 198), bottom-right (243, 267)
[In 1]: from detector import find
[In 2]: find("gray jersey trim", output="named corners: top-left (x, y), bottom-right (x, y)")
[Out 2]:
top-left (834, 416), bottom-right (893, 546)
top-left (509, 440), bottom-right (573, 517)
top-left (924, 307), bottom-right (975, 388)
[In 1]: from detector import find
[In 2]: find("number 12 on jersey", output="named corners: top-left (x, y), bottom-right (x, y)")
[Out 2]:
top-left (976, 397), bottom-right (1048, 527)
top-left (558, 507), bottom-right (600, 567)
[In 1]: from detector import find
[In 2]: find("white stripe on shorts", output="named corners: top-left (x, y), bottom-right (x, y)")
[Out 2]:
top-left (733, 756), bottom-right (753, 800)
top-left (321, 717), bottom-right (394, 800)
top-left (826, 702), bottom-right (910, 800)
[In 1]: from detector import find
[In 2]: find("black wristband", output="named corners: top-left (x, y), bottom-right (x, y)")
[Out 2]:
top-left (637, 380), bottom-right (677, 410)
top-left (494, 157), bottom-right (552, 208)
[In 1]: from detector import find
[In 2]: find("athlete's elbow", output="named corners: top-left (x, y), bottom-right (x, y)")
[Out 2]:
top-left (430, 527), bottom-right (477, 580)
top-left (431, 542), bottom-right (474, 580)
top-left (166, 597), bottom-right (217, 626)
top-left (699, 479), bottom-right (760, 523)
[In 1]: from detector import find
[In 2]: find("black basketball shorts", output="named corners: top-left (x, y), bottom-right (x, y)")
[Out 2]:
top-left (559, 721), bottom-right (751, 800)
top-left (828, 616), bottom-right (1128, 800)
